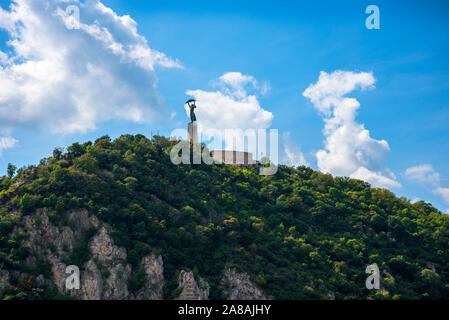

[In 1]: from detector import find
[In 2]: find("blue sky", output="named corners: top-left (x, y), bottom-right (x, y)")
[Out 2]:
top-left (0, 0), bottom-right (448, 212)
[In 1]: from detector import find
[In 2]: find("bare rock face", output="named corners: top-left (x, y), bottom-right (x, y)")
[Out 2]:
top-left (102, 263), bottom-right (131, 300)
top-left (81, 259), bottom-right (103, 300)
top-left (4, 207), bottom-right (168, 300)
top-left (68, 210), bottom-right (99, 234)
top-left (90, 227), bottom-right (127, 261)
top-left (177, 270), bottom-right (210, 300)
top-left (426, 262), bottom-right (437, 273)
top-left (18, 208), bottom-right (98, 297)
top-left (21, 209), bottom-right (99, 256)
top-left (135, 254), bottom-right (165, 300)
top-left (22, 208), bottom-right (76, 256)
top-left (56, 226), bottom-right (133, 300)
top-left (221, 268), bottom-right (269, 300)
top-left (16, 208), bottom-right (134, 300)
top-left (87, 227), bottom-right (132, 300)
top-left (0, 270), bottom-right (9, 294)
top-left (49, 256), bottom-right (69, 294)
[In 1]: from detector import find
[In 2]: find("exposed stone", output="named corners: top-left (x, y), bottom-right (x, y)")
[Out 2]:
top-left (81, 259), bottom-right (103, 300)
top-left (135, 254), bottom-right (165, 300)
top-left (67, 209), bottom-right (100, 236)
top-left (426, 262), bottom-right (437, 273)
top-left (102, 262), bottom-right (131, 300)
top-left (90, 227), bottom-right (127, 262)
top-left (21, 208), bottom-right (97, 258)
top-left (0, 270), bottom-right (10, 294)
top-left (221, 268), bottom-right (269, 300)
top-left (177, 270), bottom-right (209, 300)
top-left (22, 208), bottom-right (76, 256)
top-left (17, 208), bottom-right (103, 299)
top-left (87, 227), bottom-right (132, 300)
top-left (49, 255), bottom-right (69, 293)
top-left (14, 208), bottom-right (135, 300)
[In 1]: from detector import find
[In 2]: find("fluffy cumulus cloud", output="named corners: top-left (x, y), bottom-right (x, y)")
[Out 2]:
top-left (405, 164), bottom-right (441, 184)
top-left (303, 70), bottom-right (401, 189)
top-left (186, 72), bottom-right (273, 152)
top-left (281, 132), bottom-right (308, 167)
top-left (186, 72), bottom-right (273, 130)
top-left (0, 0), bottom-right (180, 138)
top-left (0, 136), bottom-right (18, 155)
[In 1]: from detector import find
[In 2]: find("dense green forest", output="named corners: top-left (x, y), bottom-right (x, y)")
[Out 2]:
top-left (1, 134), bottom-right (448, 300)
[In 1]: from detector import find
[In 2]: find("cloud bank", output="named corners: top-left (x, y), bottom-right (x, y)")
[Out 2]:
top-left (0, 0), bottom-right (180, 139)
top-left (303, 70), bottom-right (401, 189)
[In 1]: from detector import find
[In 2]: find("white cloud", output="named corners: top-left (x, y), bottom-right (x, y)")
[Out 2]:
top-left (405, 164), bottom-right (441, 184)
top-left (186, 72), bottom-right (273, 153)
top-left (303, 70), bottom-right (401, 189)
top-left (216, 72), bottom-right (270, 98)
top-left (410, 197), bottom-right (421, 204)
top-left (186, 72), bottom-right (273, 131)
top-left (434, 187), bottom-right (449, 205)
top-left (281, 132), bottom-right (308, 167)
top-left (0, 0), bottom-right (181, 135)
top-left (0, 136), bottom-right (18, 155)
top-left (405, 165), bottom-right (449, 211)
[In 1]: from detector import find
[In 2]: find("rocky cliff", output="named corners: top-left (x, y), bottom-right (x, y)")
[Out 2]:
top-left (177, 270), bottom-right (210, 300)
top-left (0, 207), bottom-right (267, 300)
top-left (221, 268), bottom-right (270, 300)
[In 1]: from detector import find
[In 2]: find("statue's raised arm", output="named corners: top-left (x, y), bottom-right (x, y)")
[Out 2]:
top-left (186, 99), bottom-right (197, 123)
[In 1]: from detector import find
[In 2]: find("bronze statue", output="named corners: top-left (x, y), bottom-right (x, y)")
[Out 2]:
top-left (186, 99), bottom-right (197, 123)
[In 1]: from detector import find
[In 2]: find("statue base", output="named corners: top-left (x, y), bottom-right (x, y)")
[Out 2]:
top-left (210, 150), bottom-right (256, 166)
top-left (188, 122), bottom-right (198, 144)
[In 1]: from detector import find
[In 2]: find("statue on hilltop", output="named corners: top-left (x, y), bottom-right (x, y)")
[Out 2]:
top-left (186, 99), bottom-right (197, 123)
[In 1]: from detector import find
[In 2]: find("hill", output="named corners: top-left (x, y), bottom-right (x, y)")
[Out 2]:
top-left (0, 134), bottom-right (448, 300)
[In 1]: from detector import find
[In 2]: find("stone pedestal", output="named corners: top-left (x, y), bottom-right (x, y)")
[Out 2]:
top-left (188, 122), bottom-right (198, 144)
top-left (210, 150), bottom-right (256, 166)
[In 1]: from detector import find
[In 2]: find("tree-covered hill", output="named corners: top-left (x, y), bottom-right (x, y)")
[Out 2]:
top-left (1, 134), bottom-right (448, 300)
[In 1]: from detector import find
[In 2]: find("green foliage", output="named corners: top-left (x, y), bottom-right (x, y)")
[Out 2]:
top-left (52, 148), bottom-right (63, 161)
top-left (128, 266), bottom-right (146, 292)
top-left (33, 256), bottom-right (52, 278)
top-left (1, 134), bottom-right (449, 300)
top-left (67, 227), bottom-right (97, 268)
top-left (20, 194), bottom-right (39, 215)
top-left (7, 163), bottom-right (16, 179)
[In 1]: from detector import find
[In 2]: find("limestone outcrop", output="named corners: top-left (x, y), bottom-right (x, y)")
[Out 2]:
top-left (221, 268), bottom-right (269, 300)
top-left (177, 270), bottom-right (210, 300)
top-left (135, 254), bottom-right (165, 300)
top-left (2, 207), bottom-right (270, 300)
top-left (0, 270), bottom-right (9, 295)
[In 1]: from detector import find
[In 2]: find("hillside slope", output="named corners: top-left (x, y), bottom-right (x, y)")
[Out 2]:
top-left (0, 134), bottom-right (448, 300)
